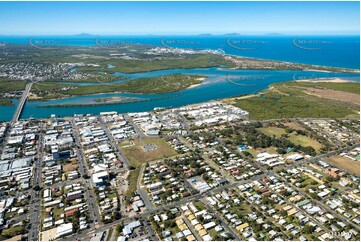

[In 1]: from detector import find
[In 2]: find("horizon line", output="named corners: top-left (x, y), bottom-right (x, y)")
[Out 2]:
top-left (0, 33), bottom-right (360, 36)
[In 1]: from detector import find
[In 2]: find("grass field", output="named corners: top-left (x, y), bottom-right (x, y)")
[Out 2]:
top-left (266, 147), bottom-right (278, 154)
top-left (0, 79), bottom-right (27, 93)
top-left (243, 148), bottom-right (259, 158)
top-left (125, 166), bottom-right (141, 204)
top-left (230, 81), bottom-right (359, 120)
top-left (120, 137), bottom-right (177, 203)
top-left (258, 127), bottom-right (286, 138)
top-left (120, 137), bottom-right (177, 165)
top-left (288, 134), bottom-right (323, 152)
top-left (326, 155), bottom-right (360, 176)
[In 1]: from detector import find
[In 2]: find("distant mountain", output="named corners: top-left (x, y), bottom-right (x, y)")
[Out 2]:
top-left (223, 33), bottom-right (241, 36)
top-left (198, 33), bottom-right (213, 36)
top-left (73, 33), bottom-right (96, 37)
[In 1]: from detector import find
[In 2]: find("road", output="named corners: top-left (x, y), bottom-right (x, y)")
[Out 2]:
top-left (99, 118), bottom-right (156, 213)
top-left (60, 173), bottom-right (269, 241)
top-left (99, 120), bottom-right (130, 169)
top-left (137, 163), bottom-right (155, 210)
top-left (28, 128), bottom-right (43, 241)
top-left (201, 197), bottom-right (242, 240)
top-left (252, 145), bottom-right (360, 235)
top-left (71, 118), bottom-right (102, 227)
top-left (124, 114), bottom-right (146, 138)
top-left (11, 82), bottom-right (33, 123)
top-left (178, 136), bottom-right (236, 183)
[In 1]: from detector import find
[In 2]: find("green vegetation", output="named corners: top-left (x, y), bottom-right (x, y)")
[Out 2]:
top-left (30, 74), bottom-right (202, 101)
top-left (63, 74), bottom-right (203, 96)
top-left (259, 126), bottom-right (323, 152)
top-left (258, 127), bottom-right (286, 138)
top-left (29, 82), bottom-right (74, 100)
top-left (0, 79), bottom-right (27, 93)
top-left (46, 74), bottom-right (122, 83)
top-left (231, 81), bottom-right (359, 120)
top-left (295, 81), bottom-right (360, 94)
top-left (121, 137), bottom-right (177, 164)
top-left (0, 99), bottom-right (14, 106)
top-left (76, 54), bottom-right (235, 73)
top-left (120, 137), bottom-right (177, 203)
top-left (125, 166), bottom-right (141, 204)
top-left (193, 200), bottom-right (207, 211)
top-left (241, 123), bottom-right (318, 156)
top-left (32, 82), bottom-right (73, 92)
top-left (288, 133), bottom-right (323, 152)
top-left (106, 229), bottom-right (113, 241)
top-left (0, 225), bottom-right (26, 239)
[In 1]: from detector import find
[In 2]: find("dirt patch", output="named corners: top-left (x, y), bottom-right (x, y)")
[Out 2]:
top-left (121, 137), bottom-right (177, 165)
top-left (296, 78), bottom-right (349, 83)
top-left (326, 155), bottom-right (360, 176)
top-left (4, 235), bottom-right (22, 241)
top-left (63, 163), bottom-right (78, 172)
top-left (269, 85), bottom-right (289, 96)
top-left (302, 88), bottom-right (360, 105)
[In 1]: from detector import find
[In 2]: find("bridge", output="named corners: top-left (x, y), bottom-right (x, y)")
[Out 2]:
top-left (11, 82), bottom-right (33, 123)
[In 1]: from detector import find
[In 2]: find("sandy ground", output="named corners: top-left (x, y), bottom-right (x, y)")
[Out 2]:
top-left (296, 77), bottom-right (350, 83)
top-left (326, 155), bottom-right (360, 176)
top-left (4, 235), bottom-right (22, 241)
top-left (187, 83), bottom-right (202, 89)
top-left (269, 85), bottom-right (289, 96)
top-left (223, 94), bottom-right (258, 105)
top-left (95, 97), bottom-right (134, 103)
top-left (303, 87), bottom-right (360, 105)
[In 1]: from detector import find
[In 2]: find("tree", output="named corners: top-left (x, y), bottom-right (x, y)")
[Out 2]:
top-left (302, 225), bottom-right (315, 234)
top-left (242, 151), bottom-right (252, 157)
top-left (285, 128), bottom-right (293, 134)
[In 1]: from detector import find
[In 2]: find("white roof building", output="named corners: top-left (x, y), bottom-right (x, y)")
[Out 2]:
top-left (56, 223), bottom-right (73, 238)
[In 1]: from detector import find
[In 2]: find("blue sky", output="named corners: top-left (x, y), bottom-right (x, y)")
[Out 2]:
top-left (0, 1), bottom-right (359, 35)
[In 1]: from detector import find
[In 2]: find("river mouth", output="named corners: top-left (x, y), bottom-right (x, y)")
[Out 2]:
top-left (5, 68), bottom-right (355, 121)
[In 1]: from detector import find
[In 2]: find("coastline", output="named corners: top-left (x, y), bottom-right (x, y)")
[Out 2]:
top-left (296, 77), bottom-right (354, 83)
top-left (222, 53), bottom-right (360, 74)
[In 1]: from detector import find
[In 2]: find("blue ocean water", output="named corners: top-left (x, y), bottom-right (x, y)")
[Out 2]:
top-left (0, 35), bottom-right (359, 69)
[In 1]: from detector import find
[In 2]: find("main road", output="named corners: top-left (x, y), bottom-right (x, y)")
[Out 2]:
top-left (71, 118), bottom-right (102, 227)
top-left (28, 125), bottom-right (44, 241)
top-left (60, 173), bottom-right (270, 241)
top-left (11, 82), bottom-right (33, 123)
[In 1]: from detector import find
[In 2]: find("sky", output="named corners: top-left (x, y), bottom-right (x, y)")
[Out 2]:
top-left (0, 1), bottom-right (359, 35)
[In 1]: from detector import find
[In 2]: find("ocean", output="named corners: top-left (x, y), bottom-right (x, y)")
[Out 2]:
top-left (0, 35), bottom-right (359, 69)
